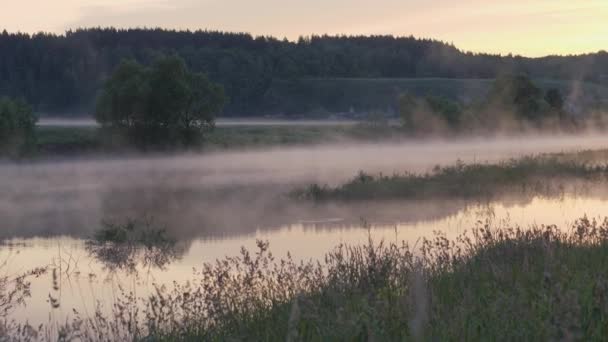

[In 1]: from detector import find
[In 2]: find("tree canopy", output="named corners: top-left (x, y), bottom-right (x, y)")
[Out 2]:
top-left (0, 97), bottom-right (37, 157)
top-left (399, 93), bottom-right (463, 133)
top-left (95, 56), bottom-right (225, 149)
top-left (0, 29), bottom-right (606, 116)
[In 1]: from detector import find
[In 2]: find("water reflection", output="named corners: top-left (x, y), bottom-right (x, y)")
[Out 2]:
top-left (2, 180), bottom-right (606, 241)
top-left (5, 135), bottom-right (608, 240)
top-left (85, 219), bottom-right (190, 274)
top-left (85, 238), bottom-right (189, 274)
top-left (3, 194), bottom-right (608, 326)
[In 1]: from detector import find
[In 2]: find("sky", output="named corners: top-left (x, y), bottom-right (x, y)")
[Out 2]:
top-left (1, 0), bottom-right (607, 57)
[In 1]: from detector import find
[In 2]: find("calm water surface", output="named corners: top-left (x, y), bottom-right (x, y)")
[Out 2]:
top-left (4, 136), bottom-right (608, 325)
top-left (4, 195), bottom-right (608, 326)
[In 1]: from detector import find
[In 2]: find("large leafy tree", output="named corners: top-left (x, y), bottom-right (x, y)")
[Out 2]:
top-left (95, 56), bottom-right (225, 148)
top-left (487, 74), bottom-right (551, 121)
top-left (0, 97), bottom-right (37, 157)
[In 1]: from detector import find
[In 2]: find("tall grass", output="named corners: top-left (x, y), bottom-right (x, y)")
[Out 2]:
top-left (5, 217), bottom-right (608, 340)
top-left (293, 155), bottom-right (608, 201)
top-left (0, 259), bottom-right (47, 339)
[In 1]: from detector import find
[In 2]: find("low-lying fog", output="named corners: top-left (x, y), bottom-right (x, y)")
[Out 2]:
top-left (4, 133), bottom-right (608, 240)
top-left (37, 117), bottom-right (361, 127)
top-left (7, 132), bottom-right (608, 326)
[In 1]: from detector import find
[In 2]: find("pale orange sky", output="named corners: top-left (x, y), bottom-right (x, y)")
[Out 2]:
top-left (1, 0), bottom-right (607, 57)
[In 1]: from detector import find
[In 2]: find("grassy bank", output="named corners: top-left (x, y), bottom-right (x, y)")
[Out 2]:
top-left (9, 217), bottom-right (608, 340)
top-left (293, 153), bottom-right (608, 201)
top-left (33, 123), bottom-right (402, 156)
top-left (35, 126), bottom-right (102, 155)
top-left (190, 218), bottom-right (608, 341)
top-left (203, 123), bottom-right (402, 150)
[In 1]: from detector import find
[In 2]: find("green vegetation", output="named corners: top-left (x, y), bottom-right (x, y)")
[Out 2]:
top-left (2, 29), bottom-right (608, 116)
top-left (184, 218), bottom-right (608, 341)
top-left (0, 266), bottom-right (47, 337)
top-left (399, 92), bottom-right (464, 133)
top-left (487, 74), bottom-right (551, 119)
top-left (32, 123), bottom-right (406, 155)
top-left (294, 154), bottom-right (608, 201)
top-left (7, 217), bottom-right (608, 340)
top-left (0, 97), bottom-right (37, 157)
top-left (35, 126), bottom-right (101, 155)
top-left (265, 77), bottom-right (608, 116)
top-left (545, 88), bottom-right (565, 112)
top-left (96, 56), bottom-right (225, 149)
top-left (398, 74), bottom-right (572, 134)
top-left (203, 124), bottom-right (402, 149)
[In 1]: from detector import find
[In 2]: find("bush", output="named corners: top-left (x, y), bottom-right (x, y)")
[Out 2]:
top-left (0, 97), bottom-right (37, 157)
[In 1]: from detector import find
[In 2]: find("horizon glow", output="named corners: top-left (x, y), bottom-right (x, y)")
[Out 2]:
top-left (1, 0), bottom-right (607, 57)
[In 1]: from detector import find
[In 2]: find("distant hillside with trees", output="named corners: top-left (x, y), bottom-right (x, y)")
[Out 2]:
top-left (1, 28), bottom-right (607, 116)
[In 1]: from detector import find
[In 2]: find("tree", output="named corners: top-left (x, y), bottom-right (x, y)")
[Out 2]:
top-left (2, 28), bottom-right (608, 117)
top-left (398, 93), bottom-right (417, 130)
top-left (0, 97), bottom-right (37, 157)
top-left (95, 56), bottom-right (225, 149)
top-left (424, 95), bottom-right (463, 128)
top-left (487, 74), bottom-right (546, 121)
top-left (545, 88), bottom-right (564, 111)
top-left (95, 60), bottom-right (148, 129)
top-left (399, 93), bottom-right (462, 133)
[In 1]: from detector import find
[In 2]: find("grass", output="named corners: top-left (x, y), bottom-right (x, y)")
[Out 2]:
top-left (33, 123), bottom-right (403, 156)
top-left (35, 126), bottom-right (101, 155)
top-left (7, 216), bottom-right (608, 340)
top-left (195, 217), bottom-right (608, 341)
top-left (293, 153), bottom-right (608, 201)
top-left (203, 124), bottom-right (401, 149)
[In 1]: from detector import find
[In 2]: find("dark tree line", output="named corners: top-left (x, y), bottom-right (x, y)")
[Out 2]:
top-left (1, 28), bottom-right (607, 116)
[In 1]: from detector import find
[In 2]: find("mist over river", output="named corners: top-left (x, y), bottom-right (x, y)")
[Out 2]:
top-left (5, 133), bottom-right (608, 325)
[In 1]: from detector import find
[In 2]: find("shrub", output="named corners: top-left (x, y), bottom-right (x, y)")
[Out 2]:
top-left (0, 97), bottom-right (37, 157)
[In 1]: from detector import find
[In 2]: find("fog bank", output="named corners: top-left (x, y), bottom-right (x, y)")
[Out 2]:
top-left (4, 133), bottom-right (608, 239)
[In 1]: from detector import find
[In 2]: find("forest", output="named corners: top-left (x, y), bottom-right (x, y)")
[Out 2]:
top-left (1, 28), bottom-right (608, 116)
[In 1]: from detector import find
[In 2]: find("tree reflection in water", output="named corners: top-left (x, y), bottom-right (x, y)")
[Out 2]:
top-left (85, 218), bottom-right (188, 274)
